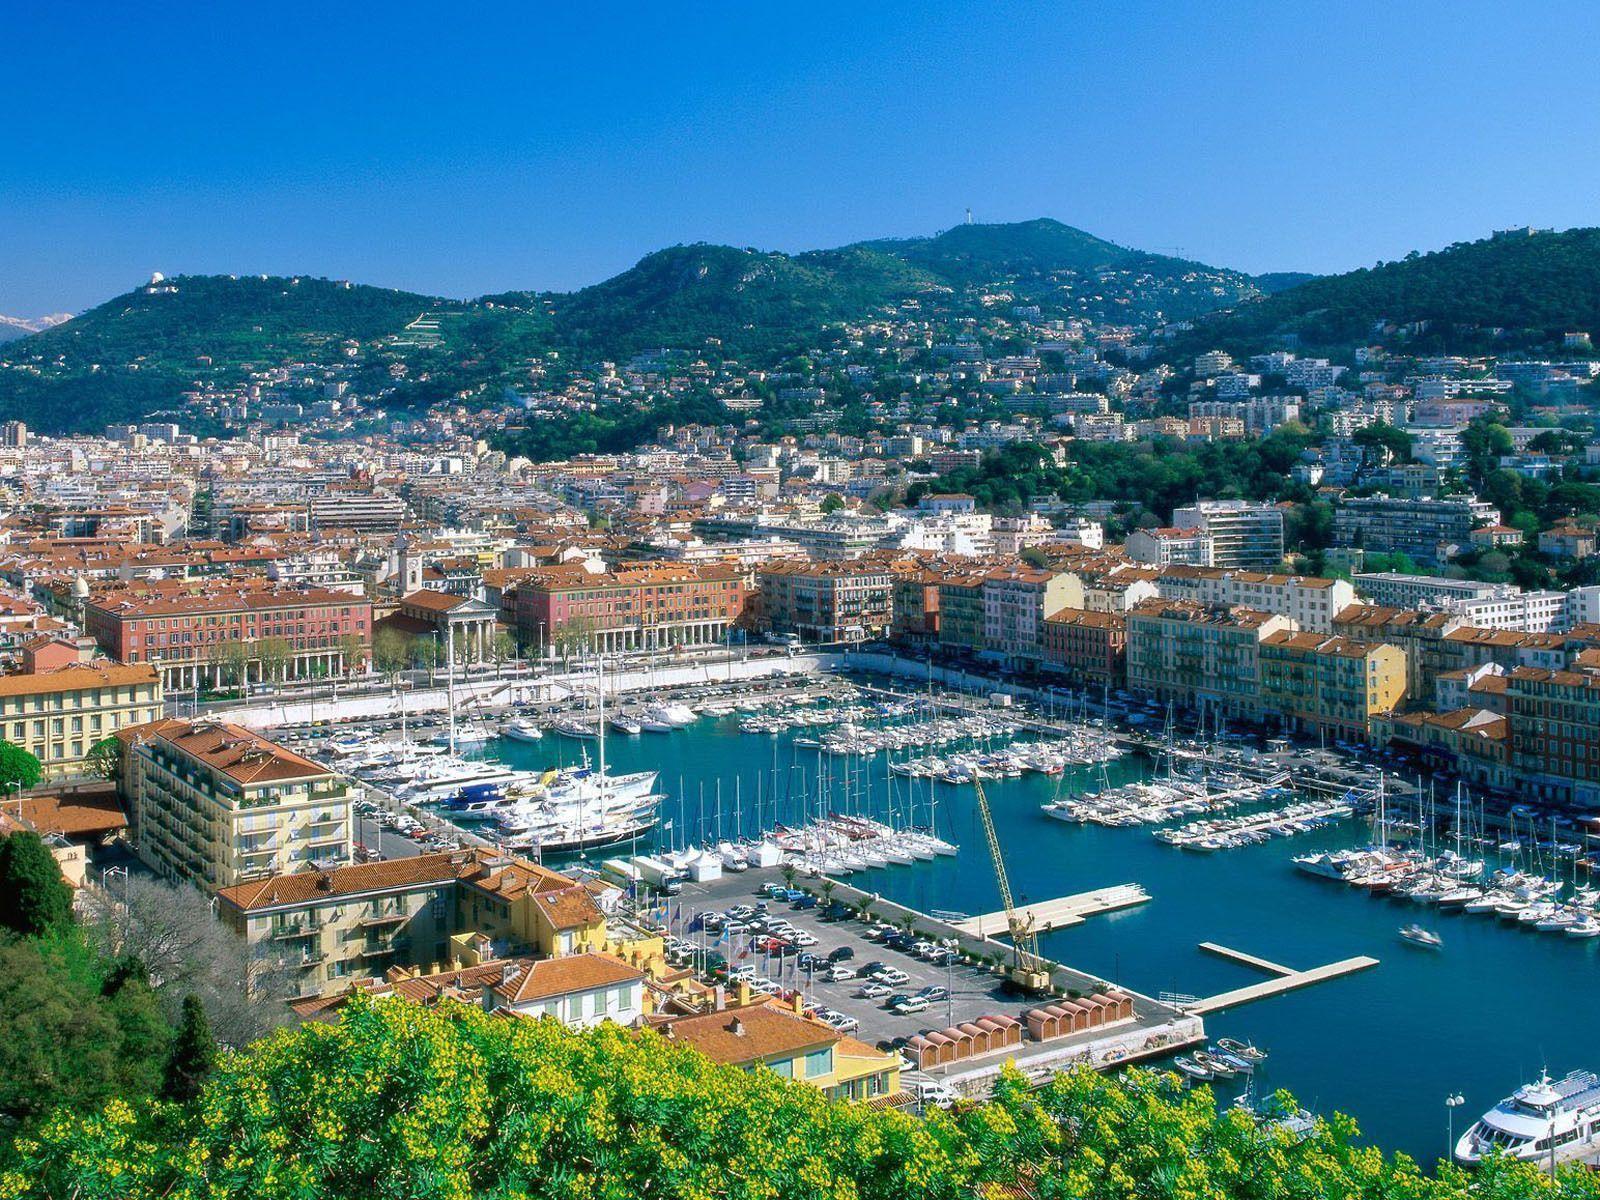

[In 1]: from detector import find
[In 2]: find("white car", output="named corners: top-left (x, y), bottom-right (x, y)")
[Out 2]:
top-left (855, 982), bottom-right (891, 999)
top-left (872, 967), bottom-right (910, 987)
top-left (824, 964), bottom-right (857, 982)
top-left (790, 931), bottom-right (818, 947)
top-left (908, 1078), bottom-right (958, 1109)
top-left (890, 995), bottom-right (931, 1015)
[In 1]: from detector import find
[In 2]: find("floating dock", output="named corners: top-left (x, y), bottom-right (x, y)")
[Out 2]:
top-left (955, 884), bottom-right (1151, 938)
top-left (1186, 942), bottom-right (1378, 1014)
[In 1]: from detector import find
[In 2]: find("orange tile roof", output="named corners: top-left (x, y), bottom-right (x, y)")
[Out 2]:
top-left (658, 1002), bottom-right (837, 1064)
top-left (215, 848), bottom-right (572, 913)
top-left (492, 952), bottom-right (644, 1003)
top-left (0, 662), bottom-right (158, 699)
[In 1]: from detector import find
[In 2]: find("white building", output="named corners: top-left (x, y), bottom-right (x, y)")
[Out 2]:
top-left (1172, 501), bottom-right (1285, 570)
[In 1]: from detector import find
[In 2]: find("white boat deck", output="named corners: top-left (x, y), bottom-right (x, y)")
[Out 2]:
top-left (955, 884), bottom-right (1150, 937)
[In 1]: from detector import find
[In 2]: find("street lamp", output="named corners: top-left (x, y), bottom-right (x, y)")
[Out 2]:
top-left (1445, 1092), bottom-right (1465, 1160)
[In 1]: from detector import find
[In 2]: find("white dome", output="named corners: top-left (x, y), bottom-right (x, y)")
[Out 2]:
top-left (149, 271), bottom-right (165, 284)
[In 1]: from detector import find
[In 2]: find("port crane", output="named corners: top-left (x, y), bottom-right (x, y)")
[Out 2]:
top-left (972, 774), bottom-right (1052, 993)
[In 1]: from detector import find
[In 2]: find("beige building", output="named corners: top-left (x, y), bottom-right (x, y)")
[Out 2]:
top-left (120, 718), bottom-right (354, 891)
top-left (1125, 600), bottom-right (1293, 721)
top-left (215, 849), bottom-right (601, 998)
top-left (0, 662), bottom-right (163, 779)
top-left (1259, 632), bottom-right (1408, 741)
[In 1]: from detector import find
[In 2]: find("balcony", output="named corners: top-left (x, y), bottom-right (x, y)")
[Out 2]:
top-left (359, 943), bottom-right (398, 959)
top-left (270, 920), bottom-right (323, 940)
top-left (358, 908), bottom-right (408, 927)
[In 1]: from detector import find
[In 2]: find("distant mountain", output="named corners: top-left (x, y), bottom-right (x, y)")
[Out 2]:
top-left (0, 312), bottom-right (72, 343)
top-left (1186, 228), bottom-right (1600, 354)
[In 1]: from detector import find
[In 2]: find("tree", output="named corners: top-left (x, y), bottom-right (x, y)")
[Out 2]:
top-left (819, 493), bottom-right (845, 514)
top-left (80, 873), bottom-right (293, 1046)
top-left (372, 627), bottom-right (412, 682)
top-left (0, 933), bottom-right (171, 1128)
top-left (161, 994), bottom-right (216, 1103)
top-left (0, 739), bottom-right (42, 791)
top-left (1019, 545), bottom-right (1051, 568)
top-left (0, 830), bottom-right (73, 936)
top-left (254, 636), bottom-right (294, 684)
top-left (490, 629), bottom-right (519, 677)
top-left (85, 735), bottom-right (122, 782)
top-left (780, 862), bottom-right (797, 890)
top-left (10, 999), bottom-right (1600, 1199)
top-left (819, 880), bottom-right (836, 907)
top-left (205, 638), bottom-right (250, 690)
top-left (336, 631), bottom-right (368, 677)
top-left (1352, 421), bottom-right (1413, 466)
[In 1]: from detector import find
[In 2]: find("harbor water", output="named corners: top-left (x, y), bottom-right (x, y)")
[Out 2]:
top-left (485, 713), bottom-right (1598, 1168)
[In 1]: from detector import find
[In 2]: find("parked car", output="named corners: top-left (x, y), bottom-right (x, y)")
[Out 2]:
top-left (872, 967), bottom-right (910, 987)
top-left (791, 894), bottom-right (819, 910)
top-left (855, 982), bottom-right (891, 999)
top-left (890, 995), bottom-right (931, 1015)
top-left (916, 985), bottom-right (950, 1002)
top-left (824, 964), bottom-right (857, 982)
top-left (826, 946), bottom-right (855, 962)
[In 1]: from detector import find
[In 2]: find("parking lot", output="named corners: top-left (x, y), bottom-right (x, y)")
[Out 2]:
top-left (668, 869), bottom-right (1035, 1053)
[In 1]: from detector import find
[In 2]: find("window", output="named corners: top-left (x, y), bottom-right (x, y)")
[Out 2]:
top-left (805, 1048), bottom-right (833, 1078)
top-left (767, 1057), bottom-right (793, 1079)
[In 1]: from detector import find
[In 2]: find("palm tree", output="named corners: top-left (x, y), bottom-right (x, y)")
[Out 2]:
top-left (899, 913), bottom-right (916, 937)
top-left (820, 881), bottom-right (836, 907)
top-left (855, 899), bottom-right (875, 925)
top-left (780, 863), bottom-right (798, 890)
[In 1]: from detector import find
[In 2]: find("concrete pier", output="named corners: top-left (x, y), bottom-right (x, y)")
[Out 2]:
top-left (955, 884), bottom-right (1151, 938)
top-left (1187, 942), bottom-right (1378, 1014)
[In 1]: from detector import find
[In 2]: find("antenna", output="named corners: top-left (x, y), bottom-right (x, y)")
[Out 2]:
top-left (965, 207), bottom-right (973, 226)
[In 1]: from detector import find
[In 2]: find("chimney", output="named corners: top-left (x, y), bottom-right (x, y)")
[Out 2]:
top-left (713, 984), bottom-right (726, 1012)
top-left (792, 992), bottom-right (806, 1016)
top-left (729, 1017), bottom-right (745, 1037)
top-left (736, 981), bottom-right (751, 1007)
top-left (501, 962), bottom-right (518, 985)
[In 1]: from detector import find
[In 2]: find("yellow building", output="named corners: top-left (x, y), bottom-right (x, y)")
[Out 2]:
top-left (120, 717), bottom-right (354, 891)
top-left (1260, 632), bottom-right (1407, 742)
top-left (657, 998), bottom-right (902, 1103)
top-left (1125, 600), bottom-right (1292, 721)
top-left (0, 662), bottom-right (162, 779)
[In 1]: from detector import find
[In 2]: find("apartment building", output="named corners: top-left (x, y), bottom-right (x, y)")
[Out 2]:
top-left (0, 661), bottom-right (162, 778)
top-left (1259, 632), bottom-right (1407, 741)
top-left (935, 575), bottom-right (988, 654)
top-left (890, 570), bottom-right (941, 645)
top-left (1124, 527), bottom-right (1212, 567)
top-left (980, 567), bottom-right (1083, 665)
top-left (120, 718), bottom-right (355, 892)
top-left (757, 561), bottom-right (893, 644)
top-left (84, 583), bottom-right (372, 691)
top-left (1155, 567), bottom-right (1354, 633)
top-left (214, 848), bottom-right (591, 997)
top-left (1171, 501), bottom-right (1286, 570)
top-left (512, 562), bottom-right (746, 652)
top-left (1040, 608), bottom-right (1126, 684)
top-left (308, 492), bottom-right (407, 534)
top-left (1124, 601), bottom-right (1292, 720)
top-left (1502, 666), bottom-right (1600, 807)
top-left (1333, 605), bottom-right (1465, 703)
top-left (1332, 496), bottom-right (1499, 566)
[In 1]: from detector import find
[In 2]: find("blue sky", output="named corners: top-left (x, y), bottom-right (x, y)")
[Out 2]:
top-left (3, 1), bottom-right (1600, 315)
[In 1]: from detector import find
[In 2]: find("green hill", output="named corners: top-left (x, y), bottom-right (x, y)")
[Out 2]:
top-left (1190, 227), bottom-right (1600, 354)
top-left (551, 242), bottom-right (938, 357)
top-left (25, 274), bottom-right (448, 368)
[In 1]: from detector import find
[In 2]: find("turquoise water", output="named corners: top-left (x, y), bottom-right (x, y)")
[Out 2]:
top-left (487, 714), bottom-right (1600, 1168)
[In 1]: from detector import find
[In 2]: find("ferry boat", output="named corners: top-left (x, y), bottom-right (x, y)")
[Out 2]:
top-left (1456, 1071), bottom-right (1600, 1166)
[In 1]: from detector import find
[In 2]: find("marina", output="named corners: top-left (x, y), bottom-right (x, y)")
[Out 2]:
top-left (292, 667), bottom-right (1600, 1166)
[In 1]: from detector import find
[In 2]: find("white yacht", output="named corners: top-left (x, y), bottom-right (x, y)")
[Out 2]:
top-left (1456, 1071), bottom-right (1600, 1166)
top-left (502, 718), bottom-right (544, 743)
top-left (645, 701), bottom-right (697, 728)
top-left (550, 717), bottom-right (600, 740)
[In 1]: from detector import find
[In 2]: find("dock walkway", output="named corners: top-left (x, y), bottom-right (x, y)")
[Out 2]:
top-left (1187, 942), bottom-right (1378, 1014)
top-left (955, 884), bottom-right (1150, 937)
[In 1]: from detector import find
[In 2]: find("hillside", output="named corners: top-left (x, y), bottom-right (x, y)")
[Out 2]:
top-left (0, 220), bottom-right (1333, 434)
top-left (22, 274), bottom-right (448, 369)
top-left (1187, 227), bottom-right (1600, 354)
top-left (551, 242), bottom-right (938, 357)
